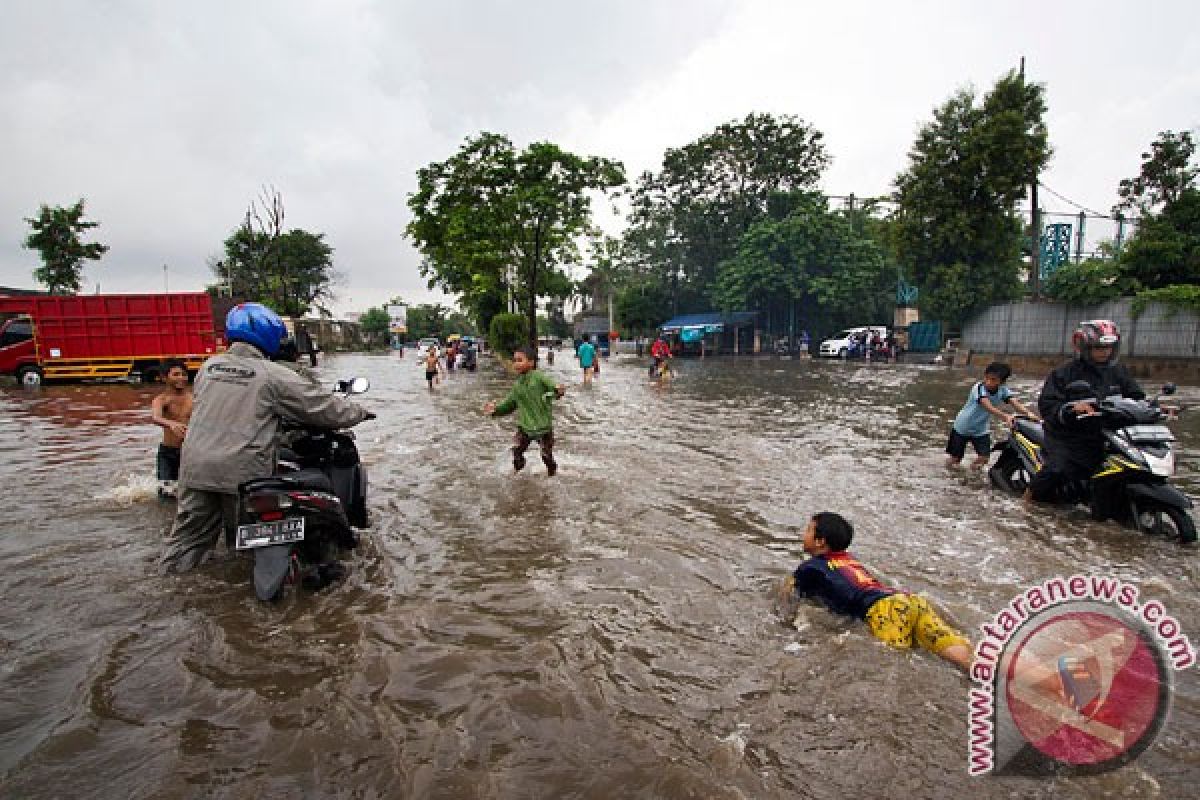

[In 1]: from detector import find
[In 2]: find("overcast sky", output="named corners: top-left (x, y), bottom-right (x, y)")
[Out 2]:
top-left (2, 1), bottom-right (1197, 315)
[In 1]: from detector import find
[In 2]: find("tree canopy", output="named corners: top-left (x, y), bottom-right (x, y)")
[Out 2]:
top-left (891, 71), bottom-right (1051, 327)
top-left (23, 199), bottom-right (109, 294)
top-left (406, 133), bottom-right (624, 348)
top-left (1117, 130), bottom-right (1198, 214)
top-left (1116, 131), bottom-right (1199, 290)
top-left (710, 193), bottom-right (892, 335)
top-left (212, 189), bottom-right (339, 317)
top-left (358, 307), bottom-right (391, 346)
top-left (621, 113), bottom-right (830, 315)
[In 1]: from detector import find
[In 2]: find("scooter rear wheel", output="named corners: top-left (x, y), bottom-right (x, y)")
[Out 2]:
top-left (1131, 501), bottom-right (1197, 543)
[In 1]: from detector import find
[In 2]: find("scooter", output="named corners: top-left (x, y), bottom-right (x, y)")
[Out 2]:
top-left (235, 377), bottom-right (372, 601)
top-left (988, 381), bottom-right (1195, 543)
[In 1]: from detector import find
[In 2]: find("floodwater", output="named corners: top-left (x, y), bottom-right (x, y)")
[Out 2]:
top-left (1, 353), bottom-right (1197, 799)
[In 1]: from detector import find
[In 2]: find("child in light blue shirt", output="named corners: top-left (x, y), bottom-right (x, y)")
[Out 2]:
top-left (946, 362), bottom-right (1039, 468)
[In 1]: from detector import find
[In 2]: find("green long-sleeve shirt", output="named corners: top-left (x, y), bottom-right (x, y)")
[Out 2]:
top-left (491, 369), bottom-right (558, 435)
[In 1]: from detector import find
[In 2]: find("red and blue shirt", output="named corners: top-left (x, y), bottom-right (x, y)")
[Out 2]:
top-left (792, 551), bottom-right (896, 619)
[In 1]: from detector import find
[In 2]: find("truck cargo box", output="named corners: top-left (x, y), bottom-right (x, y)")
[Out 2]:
top-left (0, 291), bottom-right (222, 384)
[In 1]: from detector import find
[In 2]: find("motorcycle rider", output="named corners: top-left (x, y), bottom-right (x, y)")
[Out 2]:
top-left (650, 334), bottom-right (671, 377)
top-left (1025, 319), bottom-right (1144, 517)
top-left (160, 302), bottom-right (373, 574)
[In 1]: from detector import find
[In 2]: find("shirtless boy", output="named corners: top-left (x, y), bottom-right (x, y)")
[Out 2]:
top-left (150, 359), bottom-right (193, 498)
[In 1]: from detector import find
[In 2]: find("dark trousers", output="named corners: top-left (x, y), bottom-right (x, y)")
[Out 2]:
top-left (157, 444), bottom-right (181, 481)
top-left (1029, 435), bottom-right (1119, 517)
top-left (513, 429), bottom-right (555, 471)
top-left (160, 488), bottom-right (239, 573)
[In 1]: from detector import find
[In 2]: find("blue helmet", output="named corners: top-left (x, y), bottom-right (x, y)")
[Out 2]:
top-left (225, 302), bottom-right (287, 356)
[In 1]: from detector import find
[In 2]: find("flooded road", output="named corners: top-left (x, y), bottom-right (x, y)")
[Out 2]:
top-left (1, 354), bottom-right (1197, 798)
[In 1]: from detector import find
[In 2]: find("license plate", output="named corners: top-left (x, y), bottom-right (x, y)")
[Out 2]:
top-left (236, 517), bottom-right (305, 550)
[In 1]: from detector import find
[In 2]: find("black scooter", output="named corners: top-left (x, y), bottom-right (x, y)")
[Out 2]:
top-left (236, 377), bottom-right (372, 601)
top-left (989, 381), bottom-right (1195, 543)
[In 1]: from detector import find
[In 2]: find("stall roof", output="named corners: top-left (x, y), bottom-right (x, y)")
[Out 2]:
top-left (659, 311), bottom-right (758, 331)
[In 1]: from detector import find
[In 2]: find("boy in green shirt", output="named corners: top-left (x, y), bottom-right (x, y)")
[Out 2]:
top-left (484, 347), bottom-right (566, 475)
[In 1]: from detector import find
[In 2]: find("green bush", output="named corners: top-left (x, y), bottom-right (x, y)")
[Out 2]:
top-left (1042, 258), bottom-right (1133, 306)
top-left (1131, 284), bottom-right (1200, 317)
top-left (488, 313), bottom-right (526, 357)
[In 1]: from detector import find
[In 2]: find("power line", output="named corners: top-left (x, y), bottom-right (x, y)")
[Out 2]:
top-left (1036, 181), bottom-right (1111, 218)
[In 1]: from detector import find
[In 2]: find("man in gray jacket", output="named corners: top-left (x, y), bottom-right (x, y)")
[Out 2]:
top-left (160, 303), bottom-right (372, 573)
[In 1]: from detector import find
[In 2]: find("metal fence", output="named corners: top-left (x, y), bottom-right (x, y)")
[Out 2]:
top-left (962, 299), bottom-right (1200, 358)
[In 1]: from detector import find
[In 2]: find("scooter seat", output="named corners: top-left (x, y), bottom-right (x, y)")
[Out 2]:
top-left (243, 468), bottom-right (335, 494)
top-left (1014, 418), bottom-right (1044, 445)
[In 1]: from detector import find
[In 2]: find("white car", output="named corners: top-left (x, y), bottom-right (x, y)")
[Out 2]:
top-left (818, 326), bottom-right (888, 358)
top-left (416, 337), bottom-right (440, 356)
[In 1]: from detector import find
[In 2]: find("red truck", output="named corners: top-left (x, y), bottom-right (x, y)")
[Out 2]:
top-left (0, 292), bottom-right (226, 386)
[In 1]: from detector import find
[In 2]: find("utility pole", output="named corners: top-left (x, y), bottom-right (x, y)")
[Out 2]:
top-left (163, 263), bottom-right (169, 293)
top-left (1022, 56), bottom-right (1041, 299)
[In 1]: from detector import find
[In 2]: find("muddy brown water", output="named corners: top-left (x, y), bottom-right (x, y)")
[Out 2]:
top-left (1, 354), bottom-right (1197, 798)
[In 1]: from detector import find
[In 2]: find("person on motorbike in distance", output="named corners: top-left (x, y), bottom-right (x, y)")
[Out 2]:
top-left (1025, 320), bottom-right (1144, 518)
top-left (160, 302), bottom-right (374, 574)
top-left (650, 334), bottom-right (672, 377)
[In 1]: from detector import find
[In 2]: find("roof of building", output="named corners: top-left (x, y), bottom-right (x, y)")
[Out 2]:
top-left (659, 311), bottom-right (759, 330)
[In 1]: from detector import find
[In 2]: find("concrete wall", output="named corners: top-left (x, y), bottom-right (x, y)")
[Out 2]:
top-left (963, 299), bottom-right (1200, 358)
top-left (961, 299), bottom-right (1200, 383)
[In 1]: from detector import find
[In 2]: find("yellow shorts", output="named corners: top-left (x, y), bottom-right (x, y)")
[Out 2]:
top-left (864, 593), bottom-right (969, 655)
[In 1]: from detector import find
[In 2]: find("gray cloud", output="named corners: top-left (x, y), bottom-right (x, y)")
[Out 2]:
top-left (1, 1), bottom-right (1195, 313)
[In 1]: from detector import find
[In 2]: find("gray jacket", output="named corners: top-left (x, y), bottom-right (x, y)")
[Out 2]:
top-left (179, 342), bottom-right (370, 493)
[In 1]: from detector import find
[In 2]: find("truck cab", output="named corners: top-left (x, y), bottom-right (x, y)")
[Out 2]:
top-left (0, 317), bottom-right (38, 383)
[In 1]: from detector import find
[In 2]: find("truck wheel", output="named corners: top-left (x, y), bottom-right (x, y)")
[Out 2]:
top-left (17, 366), bottom-right (43, 387)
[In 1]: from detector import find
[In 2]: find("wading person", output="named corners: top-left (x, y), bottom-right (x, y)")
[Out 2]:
top-left (782, 512), bottom-right (973, 673)
top-left (577, 336), bottom-right (597, 386)
top-left (483, 347), bottom-right (565, 476)
top-left (650, 334), bottom-right (672, 380)
top-left (424, 345), bottom-right (444, 389)
top-left (1025, 320), bottom-right (1144, 519)
top-left (945, 362), bottom-right (1038, 470)
top-left (150, 359), bottom-right (193, 499)
top-left (159, 303), bottom-right (372, 574)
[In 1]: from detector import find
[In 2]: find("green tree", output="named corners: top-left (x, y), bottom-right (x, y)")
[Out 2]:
top-left (1117, 130), bottom-right (1198, 214)
top-left (892, 71), bottom-right (1051, 326)
top-left (405, 303), bottom-right (452, 341)
top-left (212, 189), bottom-right (339, 316)
top-left (23, 199), bottom-right (109, 294)
top-left (615, 280), bottom-right (672, 337)
top-left (622, 113), bottom-right (829, 312)
top-left (214, 228), bottom-right (337, 316)
top-left (358, 307), bottom-right (391, 347)
top-left (407, 133), bottom-right (624, 349)
top-left (711, 193), bottom-right (892, 335)
top-left (1116, 132), bottom-right (1200, 289)
top-left (488, 312), bottom-right (526, 357)
top-left (1120, 191), bottom-right (1200, 288)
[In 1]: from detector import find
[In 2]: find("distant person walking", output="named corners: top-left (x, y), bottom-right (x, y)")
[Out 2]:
top-left (577, 336), bottom-right (597, 386)
top-left (424, 347), bottom-right (444, 389)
